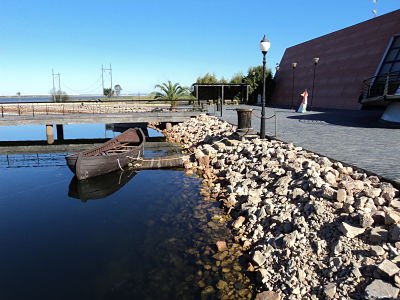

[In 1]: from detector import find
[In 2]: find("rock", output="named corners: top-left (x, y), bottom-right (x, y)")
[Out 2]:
top-left (283, 231), bottom-right (297, 248)
top-left (371, 245), bottom-right (386, 256)
top-left (252, 250), bottom-right (266, 267)
top-left (255, 291), bottom-right (281, 300)
top-left (324, 282), bottom-right (336, 298)
top-left (275, 176), bottom-right (291, 196)
top-left (343, 203), bottom-right (355, 214)
top-left (314, 203), bottom-right (326, 215)
top-left (359, 213), bottom-right (375, 228)
top-left (364, 187), bottom-right (382, 198)
top-left (321, 184), bottom-right (336, 200)
top-left (390, 225), bottom-right (400, 242)
top-left (352, 264), bottom-right (362, 278)
top-left (372, 211), bottom-right (386, 226)
top-left (297, 269), bottom-right (306, 282)
top-left (216, 280), bottom-right (228, 290)
top-left (332, 240), bottom-right (343, 255)
top-left (339, 222), bottom-right (365, 238)
top-left (388, 244), bottom-right (400, 256)
top-left (377, 259), bottom-right (400, 277)
top-left (216, 241), bottom-right (228, 252)
top-left (324, 172), bottom-right (337, 186)
top-left (390, 200), bottom-right (400, 209)
top-left (370, 227), bottom-right (389, 244)
top-left (395, 275), bottom-right (400, 288)
top-left (336, 189), bottom-right (347, 202)
top-left (292, 188), bottom-right (305, 199)
top-left (258, 268), bottom-right (269, 283)
top-left (385, 209), bottom-right (400, 225)
top-left (381, 183), bottom-right (397, 201)
top-left (365, 279), bottom-right (399, 299)
top-left (233, 216), bottom-right (246, 229)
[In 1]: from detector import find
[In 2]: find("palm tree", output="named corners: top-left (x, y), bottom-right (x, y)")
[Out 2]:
top-left (154, 81), bottom-right (189, 109)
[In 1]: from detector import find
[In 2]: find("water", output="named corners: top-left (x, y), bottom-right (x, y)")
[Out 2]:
top-left (0, 96), bottom-right (52, 103)
top-left (0, 125), bottom-right (244, 299)
top-left (0, 123), bottom-right (117, 141)
top-left (0, 96), bottom-right (102, 103)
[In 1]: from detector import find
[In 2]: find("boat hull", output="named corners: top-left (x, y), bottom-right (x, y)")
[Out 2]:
top-left (75, 144), bottom-right (143, 180)
top-left (65, 128), bottom-right (145, 180)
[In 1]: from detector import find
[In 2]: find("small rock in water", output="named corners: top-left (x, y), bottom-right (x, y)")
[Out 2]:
top-left (324, 283), bottom-right (336, 298)
top-left (252, 250), bottom-right (266, 267)
top-left (216, 241), bottom-right (228, 252)
top-left (255, 291), bottom-right (281, 300)
top-left (232, 216), bottom-right (246, 229)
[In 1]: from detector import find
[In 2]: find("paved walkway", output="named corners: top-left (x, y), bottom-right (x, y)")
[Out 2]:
top-left (209, 105), bottom-right (400, 184)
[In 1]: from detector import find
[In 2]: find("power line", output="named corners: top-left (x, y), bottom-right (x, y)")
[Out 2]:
top-left (62, 75), bottom-right (102, 93)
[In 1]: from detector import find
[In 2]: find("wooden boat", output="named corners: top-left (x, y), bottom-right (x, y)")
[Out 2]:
top-left (68, 169), bottom-right (136, 201)
top-left (66, 128), bottom-right (145, 180)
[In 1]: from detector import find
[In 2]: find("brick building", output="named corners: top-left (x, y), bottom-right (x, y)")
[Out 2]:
top-left (270, 9), bottom-right (400, 110)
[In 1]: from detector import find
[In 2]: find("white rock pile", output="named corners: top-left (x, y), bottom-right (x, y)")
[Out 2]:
top-left (163, 115), bottom-right (400, 300)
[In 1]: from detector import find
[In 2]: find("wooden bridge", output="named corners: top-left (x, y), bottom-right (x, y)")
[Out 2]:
top-left (0, 101), bottom-right (204, 143)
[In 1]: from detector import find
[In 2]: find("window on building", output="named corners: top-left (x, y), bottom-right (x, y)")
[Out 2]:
top-left (378, 36), bottom-right (400, 75)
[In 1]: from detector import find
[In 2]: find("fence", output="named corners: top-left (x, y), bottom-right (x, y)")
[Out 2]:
top-left (0, 99), bottom-right (205, 117)
top-left (361, 71), bottom-right (400, 100)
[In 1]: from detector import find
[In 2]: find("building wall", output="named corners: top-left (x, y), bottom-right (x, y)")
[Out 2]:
top-left (270, 10), bottom-right (400, 110)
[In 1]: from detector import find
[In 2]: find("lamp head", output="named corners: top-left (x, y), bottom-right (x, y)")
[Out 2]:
top-left (313, 57), bottom-right (320, 65)
top-left (292, 62), bottom-right (298, 69)
top-left (260, 35), bottom-right (271, 54)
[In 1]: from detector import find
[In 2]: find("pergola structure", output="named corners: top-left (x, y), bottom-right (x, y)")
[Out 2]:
top-left (192, 83), bottom-right (250, 104)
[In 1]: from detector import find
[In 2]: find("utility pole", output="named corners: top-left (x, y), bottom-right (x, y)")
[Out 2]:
top-left (101, 64), bottom-right (104, 95)
top-left (101, 64), bottom-right (112, 96)
top-left (52, 69), bottom-right (61, 102)
top-left (52, 69), bottom-right (55, 101)
top-left (109, 64), bottom-right (112, 96)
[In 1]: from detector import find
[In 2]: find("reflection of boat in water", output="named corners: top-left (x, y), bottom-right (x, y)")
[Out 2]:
top-left (66, 128), bottom-right (145, 180)
top-left (68, 169), bottom-right (137, 201)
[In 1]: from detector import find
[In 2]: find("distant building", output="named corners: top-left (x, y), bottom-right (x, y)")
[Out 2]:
top-left (271, 9), bottom-right (400, 110)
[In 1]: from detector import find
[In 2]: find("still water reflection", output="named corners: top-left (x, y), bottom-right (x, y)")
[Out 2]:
top-left (0, 154), bottom-right (232, 299)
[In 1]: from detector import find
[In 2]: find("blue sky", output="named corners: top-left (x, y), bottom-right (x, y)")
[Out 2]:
top-left (0, 0), bottom-right (398, 95)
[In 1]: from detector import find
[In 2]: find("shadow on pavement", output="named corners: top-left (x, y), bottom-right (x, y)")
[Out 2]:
top-left (285, 109), bottom-right (398, 129)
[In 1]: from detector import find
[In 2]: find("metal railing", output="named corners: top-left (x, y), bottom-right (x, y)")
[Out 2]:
top-left (0, 99), bottom-right (205, 118)
top-left (0, 153), bottom-right (66, 168)
top-left (360, 71), bottom-right (400, 101)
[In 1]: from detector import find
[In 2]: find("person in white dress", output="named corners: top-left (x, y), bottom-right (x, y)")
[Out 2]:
top-left (297, 89), bottom-right (308, 113)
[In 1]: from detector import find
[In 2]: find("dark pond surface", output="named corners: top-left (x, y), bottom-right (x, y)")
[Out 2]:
top-left (0, 125), bottom-right (243, 299)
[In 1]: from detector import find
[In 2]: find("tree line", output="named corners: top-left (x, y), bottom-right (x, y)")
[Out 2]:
top-left (195, 66), bottom-right (274, 104)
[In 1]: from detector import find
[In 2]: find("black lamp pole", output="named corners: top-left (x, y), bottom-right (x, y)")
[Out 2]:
top-left (261, 52), bottom-right (267, 139)
top-left (310, 57), bottom-right (319, 111)
top-left (290, 62), bottom-right (297, 110)
top-left (260, 35), bottom-right (270, 139)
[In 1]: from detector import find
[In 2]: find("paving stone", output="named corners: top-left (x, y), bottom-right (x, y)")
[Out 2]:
top-left (219, 106), bottom-right (400, 184)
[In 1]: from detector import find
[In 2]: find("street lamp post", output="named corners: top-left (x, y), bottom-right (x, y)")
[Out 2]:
top-left (260, 34), bottom-right (271, 139)
top-left (290, 62), bottom-right (297, 110)
top-left (310, 57), bottom-right (320, 111)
